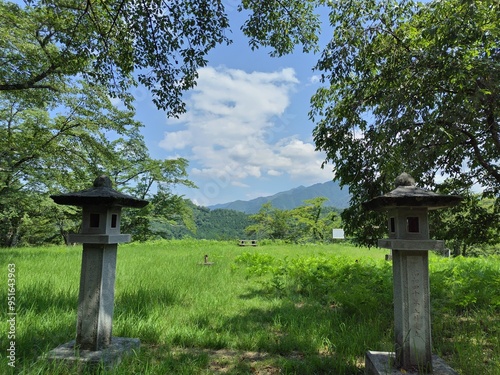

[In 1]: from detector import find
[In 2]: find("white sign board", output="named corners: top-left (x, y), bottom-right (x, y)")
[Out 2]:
top-left (332, 229), bottom-right (345, 239)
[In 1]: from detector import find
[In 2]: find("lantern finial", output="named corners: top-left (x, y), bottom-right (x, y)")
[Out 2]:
top-left (395, 173), bottom-right (415, 187)
top-left (93, 175), bottom-right (113, 188)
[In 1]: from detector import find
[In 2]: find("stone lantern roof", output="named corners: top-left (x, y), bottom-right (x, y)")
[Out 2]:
top-left (50, 175), bottom-right (149, 208)
top-left (363, 173), bottom-right (462, 211)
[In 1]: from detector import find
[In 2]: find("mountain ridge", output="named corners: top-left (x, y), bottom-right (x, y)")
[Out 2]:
top-left (208, 180), bottom-right (350, 214)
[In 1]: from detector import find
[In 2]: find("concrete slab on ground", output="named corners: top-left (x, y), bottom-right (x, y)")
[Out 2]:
top-left (365, 351), bottom-right (459, 375)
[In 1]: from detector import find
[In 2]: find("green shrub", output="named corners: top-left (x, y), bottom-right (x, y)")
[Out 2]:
top-left (236, 254), bottom-right (393, 317)
top-left (431, 256), bottom-right (500, 312)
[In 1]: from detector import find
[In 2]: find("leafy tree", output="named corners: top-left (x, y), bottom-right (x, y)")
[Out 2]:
top-left (0, 80), bottom-right (142, 246)
top-left (431, 182), bottom-right (500, 256)
top-left (246, 202), bottom-right (293, 241)
top-left (246, 198), bottom-right (340, 243)
top-left (14, 196), bottom-right (80, 246)
top-left (1, 82), bottom-right (141, 188)
top-left (118, 158), bottom-right (197, 241)
top-left (238, 0), bottom-right (321, 57)
top-left (1, 0), bottom-right (207, 246)
top-left (308, 0), bottom-right (500, 244)
top-left (0, 80), bottom-right (194, 246)
top-left (289, 197), bottom-right (335, 242)
top-left (0, 0), bottom-right (230, 116)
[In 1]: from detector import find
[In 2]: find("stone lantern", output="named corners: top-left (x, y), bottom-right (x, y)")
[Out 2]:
top-left (363, 173), bottom-right (461, 375)
top-left (46, 175), bottom-right (148, 368)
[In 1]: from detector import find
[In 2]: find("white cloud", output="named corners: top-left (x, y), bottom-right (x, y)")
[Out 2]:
top-left (159, 130), bottom-right (192, 151)
top-left (231, 180), bottom-right (250, 188)
top-left (309, 75), bottom-right (321, 84)
top-left (267, 169), bottom-right (283, 176)
top-left (159, 66), bottom-right (331, 189)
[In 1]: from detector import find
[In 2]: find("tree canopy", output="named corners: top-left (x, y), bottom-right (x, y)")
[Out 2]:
top-left (0, 0), bottom-right (323, 116)
top-left (1, 0), bottom-right (201, 246)
top-left (245, 198), bottom-right (341, 243)
top-left (309, 0), bottom-right (500, 243)
top-left (2, 0), bottom-right (499, 247)
top-left (0, 80), bottom-right (194, 245)
top-left (0, 0), bottom-right (231, 116)
top-left (431, 188), bottom-right (500, 256)
top-left (0, 0), bottom-right (325, 246)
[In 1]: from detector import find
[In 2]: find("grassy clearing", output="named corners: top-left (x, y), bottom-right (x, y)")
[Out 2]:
top-left (0, 239), bottom-right (499, 374)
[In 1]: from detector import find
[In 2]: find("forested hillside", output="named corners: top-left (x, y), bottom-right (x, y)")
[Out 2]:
top-left (1, 0), bottom-right (498, 252)
top-left (150, 198), bottom-right (344, 242)
top-left (151, 203), bottom-right (251, 240)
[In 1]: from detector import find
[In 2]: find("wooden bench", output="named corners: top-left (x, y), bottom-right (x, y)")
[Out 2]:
top-left (238, 240), bottom-right (257, 246)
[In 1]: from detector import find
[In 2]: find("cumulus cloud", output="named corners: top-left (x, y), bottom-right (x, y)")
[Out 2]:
top-left (309, 75), bottom-right (321, 84)
top-left (159, 66), bottom-right (331, 188)
top-left (159, 130), bottom-right (192, 150)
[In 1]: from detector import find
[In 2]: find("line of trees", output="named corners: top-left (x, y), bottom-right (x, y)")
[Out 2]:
top-left (243, 195), bottom-right (499, 255)
top-left (430, 184), bottom-right (499, 256)
top-left (124, 198), bottom-right (342, 244)
top-left (1, 0), bottom-right (205, 246)
top-left (1, 0), bottom-right (498, 251)
top-left (245, 198), bottom-right (342, 243)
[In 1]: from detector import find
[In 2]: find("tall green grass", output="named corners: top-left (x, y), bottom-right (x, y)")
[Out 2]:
top-left (0, 240), bottom-right (498, 374)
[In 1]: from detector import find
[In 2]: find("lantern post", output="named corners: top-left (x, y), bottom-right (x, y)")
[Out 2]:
top-left (363, 173), bottom-right (461, 375)
top-left (44, 175), bottom-right (148, 369)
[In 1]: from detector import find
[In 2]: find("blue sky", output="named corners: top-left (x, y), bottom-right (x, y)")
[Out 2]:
top-left (132, 5), bottom-right (334, 206)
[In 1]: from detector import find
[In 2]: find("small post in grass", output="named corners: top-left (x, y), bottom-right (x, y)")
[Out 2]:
top-left (44, 175), bottom-right (148, 370)
top-left (202, 254), bottom-right (214, 266)
top-left (363, 173), bottom-right (461, 375)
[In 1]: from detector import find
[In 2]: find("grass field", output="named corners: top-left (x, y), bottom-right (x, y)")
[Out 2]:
top-left (1, 239), bottom-right (499, 374)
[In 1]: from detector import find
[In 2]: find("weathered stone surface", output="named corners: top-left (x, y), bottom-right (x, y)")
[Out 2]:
top-left (50, 175), bottom-right (148, 208)
top-left (365, 351), bottom-right (459, 375)
top-left (68, 234), bottom-right (131, 244)
top-left (363, 173), bottom-right (460, 373)
top-left (44, 337), bottom-right (140, 370)
top-left (392, 252), bottom-right (432, 370)
top-left (362, 173), bottom-right (461, 211)
top-left (76, 245), bottom-right (117, 351)
top-left (378, 239), bottom-right (444, 251)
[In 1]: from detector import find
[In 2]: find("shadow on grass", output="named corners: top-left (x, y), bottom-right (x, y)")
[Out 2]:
top-left (115, 288), bottom-right (177, 318)
top-left (8, 292), bottom-right (388, 374)
top-left (109, 344), bottom-right (360, 375)
top-left (166, 291), bottom-right (391, 373)
top-left (16, 282), bottom-right (77, 314)
top-left (238, 287), bottom-right (271, 300)
top-left (220, 302), bottom-right (385, 374)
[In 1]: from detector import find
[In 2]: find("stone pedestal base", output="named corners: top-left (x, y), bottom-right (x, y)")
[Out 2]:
top-left (365, 351), bottom-right (459, 375)
top-left (44, 337), bottom-right (140, 371)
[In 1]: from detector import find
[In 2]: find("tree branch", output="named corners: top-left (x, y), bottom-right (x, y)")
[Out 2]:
top-left (485, 99), bottom-right (500, 153)
top-left (0, 83), bottom-right (58, 91)
top-left (459, 127), bottom-right (500, 183)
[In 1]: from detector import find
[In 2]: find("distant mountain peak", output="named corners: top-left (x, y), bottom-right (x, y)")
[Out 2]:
top-left (208, 180), bottom-right (349, 214)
